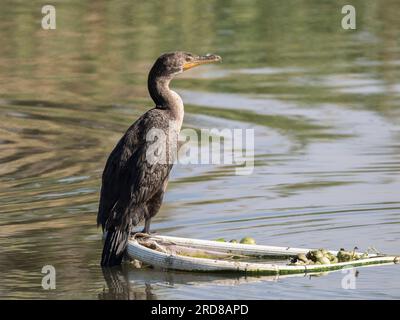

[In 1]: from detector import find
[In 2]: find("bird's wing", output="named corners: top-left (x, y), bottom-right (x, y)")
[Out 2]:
top-left (104, 142), bottom-right (172, 231)
top-left (97, 114), bottom-right (145, 230)
top-left (97, 135), bottom-right (135, 230)
top-left (98, 133), bottom-right (172, 266)
top-left (97, 112), bottom-right (173, 231)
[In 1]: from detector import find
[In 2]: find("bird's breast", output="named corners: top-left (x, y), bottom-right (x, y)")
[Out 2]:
top-left (169, 90), bottom-right (184, 131)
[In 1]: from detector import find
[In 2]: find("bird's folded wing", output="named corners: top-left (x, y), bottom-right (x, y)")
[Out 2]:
top-left (100, 138), bottom-right (172, 230)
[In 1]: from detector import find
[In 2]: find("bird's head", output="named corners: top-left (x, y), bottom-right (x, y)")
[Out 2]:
top-left (151, 51), bottom-right (222, 78)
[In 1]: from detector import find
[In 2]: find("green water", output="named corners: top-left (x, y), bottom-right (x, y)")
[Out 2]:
top-left (0, 0), bottom-right (399, 299)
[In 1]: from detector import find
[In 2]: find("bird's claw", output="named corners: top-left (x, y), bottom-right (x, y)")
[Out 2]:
top-left (131, 232), bottom-right (151, 240)
top-left (140, 230), bottom-right (158, 236)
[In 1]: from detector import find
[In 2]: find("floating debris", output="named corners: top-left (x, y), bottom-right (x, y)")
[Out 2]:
top-left (128, 235), bottom-right (399, 274)
top-left (240, 237), bottom-right (256, 245)
top-left (289, 247), bottom-right (370, 265)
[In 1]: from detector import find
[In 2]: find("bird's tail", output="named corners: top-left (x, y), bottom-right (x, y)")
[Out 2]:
top-left (101, 228), bottom-right (129, 267)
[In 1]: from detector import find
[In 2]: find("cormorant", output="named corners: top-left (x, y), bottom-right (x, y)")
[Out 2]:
top-left (97, 52), bottom-right (221, 266)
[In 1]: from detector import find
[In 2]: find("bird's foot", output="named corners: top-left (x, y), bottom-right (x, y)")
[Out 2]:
top-left (140, 229), bottom-right (157, 236)
top-left (130, 232), bottom-right (151, 240)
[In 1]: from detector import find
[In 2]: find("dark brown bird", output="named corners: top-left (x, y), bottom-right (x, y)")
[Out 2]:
top-left (97, 52), bottom-right (221, 266)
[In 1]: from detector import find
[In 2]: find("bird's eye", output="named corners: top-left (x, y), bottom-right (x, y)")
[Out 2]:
top-left (185, 57), bottom-right (192, 62)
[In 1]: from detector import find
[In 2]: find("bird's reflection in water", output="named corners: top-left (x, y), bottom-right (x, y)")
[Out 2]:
top-left (98, 262), bottom-right (345, 300)
top-left (99, 265), bottom-right (157, 300)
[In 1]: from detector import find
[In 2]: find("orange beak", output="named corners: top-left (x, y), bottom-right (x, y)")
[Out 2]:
top-left (183, 54), bottom-right (222, 71)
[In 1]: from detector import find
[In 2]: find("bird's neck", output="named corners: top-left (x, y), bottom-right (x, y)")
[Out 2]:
top-left (148, 73), bottom-right (184, 126)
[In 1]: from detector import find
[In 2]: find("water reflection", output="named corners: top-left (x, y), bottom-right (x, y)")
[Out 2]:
top-left (98, 265), bottom-right (300, 300)
top-left (0, 0), bottom-right (399, 299)
top-left (99, 263), bottom-right (395, 300)
top-left (100, 267), bottom-right (157, 300)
